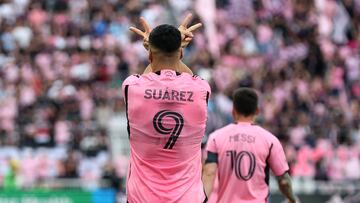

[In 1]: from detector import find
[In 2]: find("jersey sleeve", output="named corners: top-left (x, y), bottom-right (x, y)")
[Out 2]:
top-left (205, 133), bottom-right (219, 164)
top-left (196, 79), bottom-right (211, 105)
top-left (192, 75), bottom-right (211, 95)
top-left (206, 133), bottom-right (218, 153)
top-left (201, 79), bottom-right (211, 95)
top-left (268, 138), bottom-right (289, 176)
top-left (122, 74), bottom-right (140, 93)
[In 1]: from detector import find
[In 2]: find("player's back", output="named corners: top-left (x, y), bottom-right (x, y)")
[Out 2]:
top-left (206, 122), bottom-right (289, 203)
top-left (122, 70), bottom-right (210, 203)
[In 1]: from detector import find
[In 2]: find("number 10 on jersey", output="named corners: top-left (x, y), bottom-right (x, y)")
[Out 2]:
top-left (226, 150), bottom-right (256, 181)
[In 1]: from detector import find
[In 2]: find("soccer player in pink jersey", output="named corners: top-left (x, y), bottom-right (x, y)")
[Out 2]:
top-left (123, 15), bottom-right (210, 203)
top-left (203, 88), bottom-right (297, 203)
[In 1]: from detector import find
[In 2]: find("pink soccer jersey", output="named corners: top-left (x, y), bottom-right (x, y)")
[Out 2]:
top-left (122, 70), bottom-right (210, 203)
top-left (206, 122), bottom-right (289, 203)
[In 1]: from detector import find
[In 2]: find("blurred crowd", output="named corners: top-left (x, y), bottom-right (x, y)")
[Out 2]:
top-left (0, 0), bottom-right (359, 192)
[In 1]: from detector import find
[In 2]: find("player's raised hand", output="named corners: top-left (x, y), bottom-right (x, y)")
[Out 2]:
top-left (129, 17), bottom-right (152, 50)
top-left (178, 13), bottom-right (202, 48)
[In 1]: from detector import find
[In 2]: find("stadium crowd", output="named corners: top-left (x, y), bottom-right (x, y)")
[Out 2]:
top-left (0, 0), bottom-right (359, 193)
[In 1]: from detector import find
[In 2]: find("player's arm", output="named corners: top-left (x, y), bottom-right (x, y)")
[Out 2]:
top-left (178, 61), bottom-right (193, 74)
top-left (143, 64), bottom-right (152, 74)
top-left (202, 151), bottom-right (218, 197)
top-left (268, 138), bottom-right (298, 203)
top-left (203, 162), bottom-right (217, 197)
top-left (277, 172), bottom-right (297, 203)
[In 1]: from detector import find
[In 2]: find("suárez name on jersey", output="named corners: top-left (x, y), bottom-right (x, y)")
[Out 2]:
top-left (144, 89), bottom-right (194, 102)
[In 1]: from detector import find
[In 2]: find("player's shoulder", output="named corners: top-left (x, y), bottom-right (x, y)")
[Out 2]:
top-left (209, 124), bottom-right (236, 140)
top-left (122, 74), bottom-right (141, 87)
top-left (253, 125), bottom-right (280, 142)
top-left (184, 73), bottom-right (211, 92)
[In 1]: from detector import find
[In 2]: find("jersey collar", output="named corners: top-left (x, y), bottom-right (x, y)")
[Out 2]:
top-left (154, 69), bottom-right (181, 76)
top-left (236, 121), bottom-right (254, 125)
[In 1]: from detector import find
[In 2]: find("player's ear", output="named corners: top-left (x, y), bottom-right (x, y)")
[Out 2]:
top-left (255, 107), bottom-right (260, 115)
top-left (232, 108), bottom-right (237, 121)
top-left (149, 50), bottom-right (153, 62)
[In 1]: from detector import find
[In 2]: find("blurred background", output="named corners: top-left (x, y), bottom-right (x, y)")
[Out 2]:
top-left (0, 0), bottom-right (359, 202)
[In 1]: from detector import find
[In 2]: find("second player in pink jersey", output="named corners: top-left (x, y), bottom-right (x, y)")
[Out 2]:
top-left (124, 16), bottom-right (209, 203)
top-left (203, 88), bottom-right (297, 203)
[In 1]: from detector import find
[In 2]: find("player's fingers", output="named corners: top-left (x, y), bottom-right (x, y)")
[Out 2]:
top-left (129, 27), bottom-right (145, 37)
top-left (183, 30), bottom-right (194, 38)
top-left (187, 23), bottom-right (202, 32)
top-left (180, 13), bottom-right (193, 28)
top-left (184, 37), bottom-right (192, 42)
top-left (140, 17), bottom-right (151, 33)
top-left (143, 41), bottom-right (149, 50)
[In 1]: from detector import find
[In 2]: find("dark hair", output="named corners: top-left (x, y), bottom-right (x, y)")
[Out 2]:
top-left (149, 24), bottom-right (181, 53)
top-left (232, 88), bottom-right (258, 116)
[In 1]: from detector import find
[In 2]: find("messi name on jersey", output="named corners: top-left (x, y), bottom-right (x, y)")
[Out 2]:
top-left (144, 89), bottom-right (194, 102)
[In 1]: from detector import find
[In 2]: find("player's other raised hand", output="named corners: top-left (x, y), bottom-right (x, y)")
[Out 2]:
top-left (129, 17), bottom-right (152, 50)
top-left (178, 13), bottom-right (202, 48)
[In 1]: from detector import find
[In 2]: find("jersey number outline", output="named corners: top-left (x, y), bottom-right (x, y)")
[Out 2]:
top-left (153, 110), bottom-right (184, 149)
top-left (226, 150), bottom-right (256, 181)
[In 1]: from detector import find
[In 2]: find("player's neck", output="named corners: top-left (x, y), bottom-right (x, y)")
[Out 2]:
top-left (235, 115), bottom-right (254, 124)
top-left (151, 61), bottom-right (180, 72)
